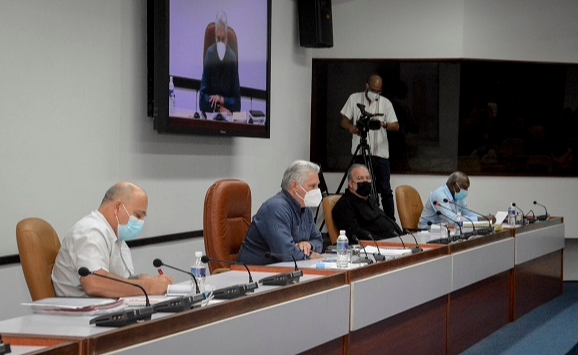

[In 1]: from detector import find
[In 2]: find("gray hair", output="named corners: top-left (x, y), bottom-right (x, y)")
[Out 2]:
top-left (347, 164), bottom-right (368, 181)
top-left (447, 171), bottom-right (467, 185)
top-left (281, 160), bottom-right (320, 190)
top-left (215, 10), bottom-right (228, 34)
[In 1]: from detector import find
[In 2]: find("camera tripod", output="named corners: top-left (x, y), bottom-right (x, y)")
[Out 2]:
top-left (335, 134), bottom-right (378, 199)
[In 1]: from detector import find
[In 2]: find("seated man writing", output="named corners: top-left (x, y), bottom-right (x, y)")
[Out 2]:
top-left (332, 164), bottom-right (402, 243)
top-left (52, 181), bottom-right (174, 297)
top-left (418, 171), bottom-right (495, 229)
top-left (237, 160), bottom-right (324, 265)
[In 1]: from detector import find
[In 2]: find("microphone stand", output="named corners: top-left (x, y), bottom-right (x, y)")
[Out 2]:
top-left (533, 200), bottom-right (550, 221)
top-left (512, 202), bottom-right (530, 225)
top-left (352, 235), bottom-right (373, 264)
top-left (366, 234), bottom-right (386, 262)
top-left (442, 198), bottom-right (493, 234)
top-left (402, 229), bottom-right (423, 253)
top-left (435, 211), bottom-right (462, 241)
top-left (259, 252), bottom-right (303, 286)
top-left (200, 256), bottom-right (259, 299)
top-left (78, 267), bottom-right (155, 327)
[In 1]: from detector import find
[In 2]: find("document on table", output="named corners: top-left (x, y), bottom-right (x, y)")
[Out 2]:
top-left (22, 297), bottom-right (126, 316)
top-left (364, 246), bottom-right (412, 257)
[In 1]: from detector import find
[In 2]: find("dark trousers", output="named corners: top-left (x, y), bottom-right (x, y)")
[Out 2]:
top-left (354, 155), bottom-right (395, 219)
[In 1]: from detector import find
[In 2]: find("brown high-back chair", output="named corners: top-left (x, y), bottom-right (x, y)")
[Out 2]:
top-left (395, 185), bottom-right (424, 231)
top-left (203, 179), bottom-right (251, 273)
top-left (322, 194), bottom-right (342, 244)
top-left (16, 218), bottom-right (61, 301)
top-left (203, 23), bottom-right (238, 64)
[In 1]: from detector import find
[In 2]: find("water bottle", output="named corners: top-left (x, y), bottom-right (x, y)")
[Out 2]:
top-left (336, 230), bottom-right (349, 269)
top-left (191, 251), bottom-right (206, 293)
top-left (508, 204), bottom-right (516, 226)
top-left (169, 76), bottom-right (176, 115)
top-left (454, 212), bottom-right (463, 236)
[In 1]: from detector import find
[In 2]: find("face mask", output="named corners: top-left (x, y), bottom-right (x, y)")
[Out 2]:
top-left (455, 183), bottom-right (468, 201)
top-left (355, 181), bottom-right (372, 197)
top-left (216, 42), bottom-right (226, 61)
top-left (297, 184), bottom-right (323, 207)
top-left (366, 90), bottom-right (379, 102)
top-left (116, 204), bottom-right (144, 241)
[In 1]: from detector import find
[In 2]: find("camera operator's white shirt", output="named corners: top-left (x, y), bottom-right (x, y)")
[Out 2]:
top-left (341, 92), bottom-right (398, 159)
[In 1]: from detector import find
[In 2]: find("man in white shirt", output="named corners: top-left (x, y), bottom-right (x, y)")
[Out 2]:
top-left (340, 74), bottom-right (400, 219)
top-left (52, 181), bottom-right (173, 297)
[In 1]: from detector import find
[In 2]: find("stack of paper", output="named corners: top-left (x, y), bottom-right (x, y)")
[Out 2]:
top-left (364, 246), bottom-right (412, 257)
top-left (22, 297), bottom-right (126, 316)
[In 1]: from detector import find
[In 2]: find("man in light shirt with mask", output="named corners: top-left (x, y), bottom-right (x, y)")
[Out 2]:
top-left (418, 171), bottom-right (495, 229)
top-left (340, 74), bottom-right (399, 220)
top-left (199, 10), bottom-right (241, 114)
top-left (332, 164), bottom-right (402, 244)
top-left (52, 181), bottom-right (173, 297)
top-left (237, 160), bottom-right (324, 265)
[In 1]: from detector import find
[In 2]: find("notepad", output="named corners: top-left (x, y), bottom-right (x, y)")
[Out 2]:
top-left (22, 297), bottom-right (126, 316)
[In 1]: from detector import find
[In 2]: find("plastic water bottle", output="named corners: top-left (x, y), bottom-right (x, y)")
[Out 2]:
top-left (454, 212), bottom-right (463, 236)
top-left (336, 230), bottom-right (349, 269)
top-left (191, 251), bottom-right (206, 293)
top-left (508, 204), bottom-right (516, 226)
top-left (169, 76), bottom-right (176, 115)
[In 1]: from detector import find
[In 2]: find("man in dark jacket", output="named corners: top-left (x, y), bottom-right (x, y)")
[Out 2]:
top-left (332, 164), bottom-right (402, 243)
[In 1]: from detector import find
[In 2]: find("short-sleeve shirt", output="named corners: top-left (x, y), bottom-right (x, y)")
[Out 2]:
top-left (340, 92), bottom-right (398, 159)
top-left (52, 210), bottom-right (135, 297)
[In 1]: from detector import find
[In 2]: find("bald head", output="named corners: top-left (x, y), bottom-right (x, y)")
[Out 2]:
top-left (368, 74), bottom-right (382, 87)
top-left (101, 182), bottom-right (147, 207)
top-left (446, 171), bottom-right (470, 196)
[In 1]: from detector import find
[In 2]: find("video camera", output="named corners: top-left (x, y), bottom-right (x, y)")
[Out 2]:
top-left (356, 103), bottom-right (383, 133)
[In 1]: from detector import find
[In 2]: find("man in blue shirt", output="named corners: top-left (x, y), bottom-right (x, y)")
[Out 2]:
top-left (237, 160), bottom-right (324, 265)
top-left (418, 171), bottom-right (495, 229)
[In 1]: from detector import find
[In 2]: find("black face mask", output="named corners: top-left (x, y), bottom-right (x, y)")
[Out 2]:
top-left (355, 181), bottom-right (372, 197)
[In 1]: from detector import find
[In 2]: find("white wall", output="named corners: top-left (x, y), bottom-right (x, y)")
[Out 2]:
top-left (1, 0), bottom-right (577, 321)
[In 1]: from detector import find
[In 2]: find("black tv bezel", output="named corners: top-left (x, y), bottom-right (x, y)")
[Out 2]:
top-left (147, 0), bottom-right (271, 138)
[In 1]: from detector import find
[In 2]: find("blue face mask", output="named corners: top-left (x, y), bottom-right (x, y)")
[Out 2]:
top-left (116, 204), bottom-right (144, 241)
top-left (455, 183), bottom-right (468, 201)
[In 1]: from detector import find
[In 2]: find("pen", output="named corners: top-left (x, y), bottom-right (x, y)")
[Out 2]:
top-left (157, 268), bottom-right (164, 275)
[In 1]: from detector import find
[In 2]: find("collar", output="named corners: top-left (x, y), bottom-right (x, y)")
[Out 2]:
top-left (281, 189), bottom-right (304, 215)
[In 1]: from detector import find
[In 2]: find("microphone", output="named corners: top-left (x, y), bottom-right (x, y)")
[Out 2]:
top-left (78, 267), bottom-right (155, 327)
top-left (366, 234), bottom-right (386, 262)
top-left (402, 229), bottom-right (423, 253)
top-left (442, 198), bottom-right (494, 234)
top-left (435, 201), bottom-right (477, 236)
top-left (434, 211), bottom-right (464, 240)
top-left (259, 252), bottom-right (304, 286)
top-left (153, 258), bottom-right (200, 295)
top-left (533, 200), bottom-right (549, 221)
top-left (352, 235), bottom-right (373, 264)
top-left (512, 202), bottom-right (533, 224)
top-left (200, 255), bottom-right (253, 283)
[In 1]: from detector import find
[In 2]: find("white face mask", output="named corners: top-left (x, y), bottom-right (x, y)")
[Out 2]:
top-left (297, 184), bottom-right (322, 207)
top-left (367, 90), bottom-right (379, 102)
top-left (216, 42), bottom-right (226, 61)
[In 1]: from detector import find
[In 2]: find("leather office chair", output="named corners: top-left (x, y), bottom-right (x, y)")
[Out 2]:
top-left (16, 218), bottom-right (61, 301)
top-left (322, 194), bottom-right (342, 244)
top-left (395, 185), bottom-right (424, 231)
top-left (203, 179), bottom-right (251, 273)
top-left (203, 23), bottom-right (238, 64)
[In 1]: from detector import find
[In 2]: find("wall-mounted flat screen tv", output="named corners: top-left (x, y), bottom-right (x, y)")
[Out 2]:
top-left (148, 0), bottom-right (271, 138)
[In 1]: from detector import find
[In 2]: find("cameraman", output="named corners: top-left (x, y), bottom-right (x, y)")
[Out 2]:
top-left (340, 74), bottom-right (399, 219)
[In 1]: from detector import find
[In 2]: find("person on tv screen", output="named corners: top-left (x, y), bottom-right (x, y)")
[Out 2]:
top-left (52, 181), bottom-right (174, 297)
top-left (237, 160), bottom-right (324, 265)
top-left (199, 10), bottom-right (241, 114)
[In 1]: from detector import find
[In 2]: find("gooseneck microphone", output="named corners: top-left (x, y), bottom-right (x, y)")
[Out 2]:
top-left (435, 211), bottom-right (463, 239)
top-left (511, 202), bottom-right (530, 225)
top-left (78, 267), bottom-right (155, 327)
top-left (533, 201), bottom-right (549, 221)
top-left (200, 256), bottom-right (253, 283)
top-left (260, 252), bottom-right (304, 286)
top-left (402, 229), bottom-right (423, 253)
top-left (200, 256), bottom-right (258, 299)
top-left (366, 234), bottom-right (386, 262)
top-left (153, 258), bottom-right (200, 294)
top-left (442, 198), bottom-right (493, 234)
top-left (352, 235), bottom-right (373, 264)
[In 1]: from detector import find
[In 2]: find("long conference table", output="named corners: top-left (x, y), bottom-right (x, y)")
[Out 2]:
top-left (0, 217), bottom-right (564, 355)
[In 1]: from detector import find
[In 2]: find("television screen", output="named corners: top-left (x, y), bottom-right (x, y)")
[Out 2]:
top-left (148, 0), bottom-right (271, 138)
